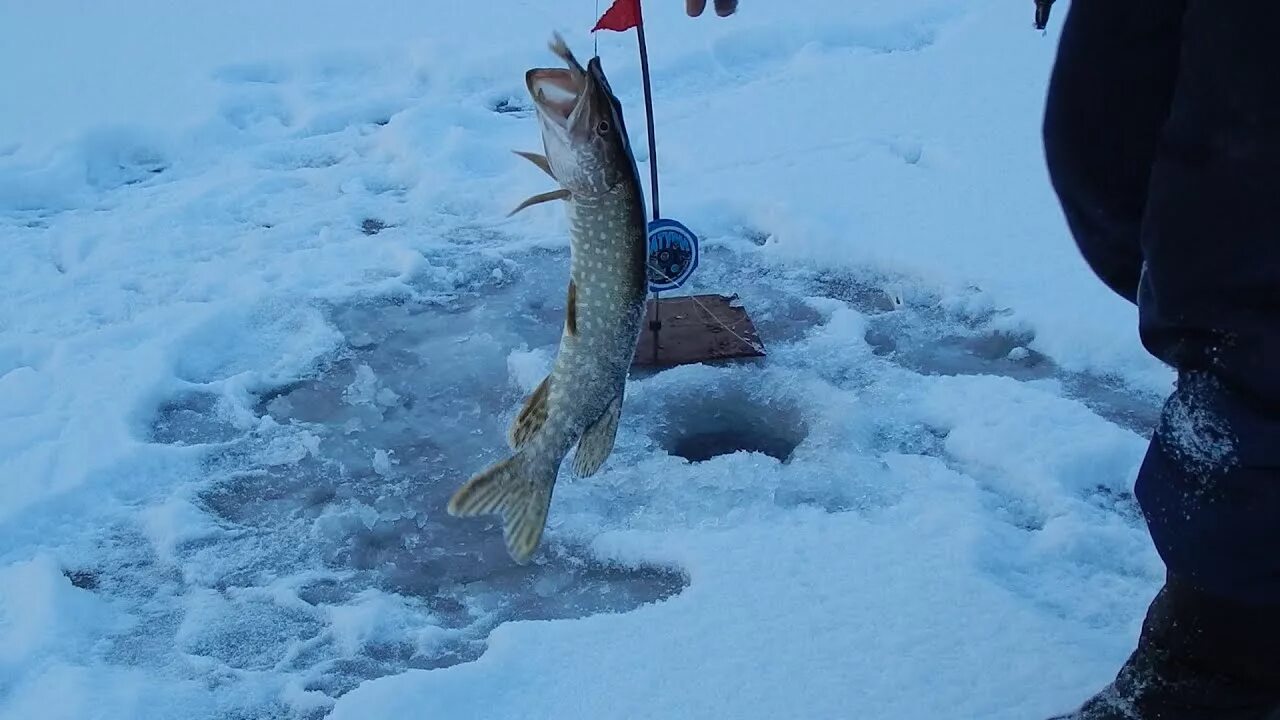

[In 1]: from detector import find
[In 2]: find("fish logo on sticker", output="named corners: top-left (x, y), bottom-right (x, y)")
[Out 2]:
top-left (646, 218), bottom-right (699, 292)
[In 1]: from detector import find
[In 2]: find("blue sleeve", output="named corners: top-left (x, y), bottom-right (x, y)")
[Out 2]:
top-left (1042, 0), bottom-right (1185, 304)
top-left (1135, 0), bottom-right (1280, 412)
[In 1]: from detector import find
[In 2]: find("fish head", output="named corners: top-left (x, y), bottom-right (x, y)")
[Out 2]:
top-left (526, 35), bottom-right (637, 199)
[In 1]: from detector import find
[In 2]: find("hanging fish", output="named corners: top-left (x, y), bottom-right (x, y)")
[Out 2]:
top-left (446, 33), bottom-right (649, 564)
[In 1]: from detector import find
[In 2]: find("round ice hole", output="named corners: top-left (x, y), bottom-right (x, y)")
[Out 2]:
top-left (654, 387), bottom-right (808, 463)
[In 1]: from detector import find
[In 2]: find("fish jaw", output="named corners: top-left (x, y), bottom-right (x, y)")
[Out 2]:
top-left (525, 38), bottom-right (634, 200)
top-left (525, 67), bottom-right (584, 190)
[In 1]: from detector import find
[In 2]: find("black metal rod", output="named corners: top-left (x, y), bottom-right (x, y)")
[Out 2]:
top-left (635, 6), bottom-right (660, 221)
top-left (650, 290), bottom-right (662, 363)
top-left (635, 0), bottom-right (663, 364)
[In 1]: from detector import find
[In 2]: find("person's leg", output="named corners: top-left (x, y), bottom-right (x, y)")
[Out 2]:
top-left (1045, 1), bottom-right (1280, 715)
top-left (1050, 372), bottom-right (1280, 719)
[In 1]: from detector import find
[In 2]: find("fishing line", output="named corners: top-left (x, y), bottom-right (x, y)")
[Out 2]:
top-left (647, 261), bottom-right (766, 354)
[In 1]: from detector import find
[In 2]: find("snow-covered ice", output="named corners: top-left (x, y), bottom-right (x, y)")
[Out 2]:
top-left (1, 0), bottom-right (1175, 718)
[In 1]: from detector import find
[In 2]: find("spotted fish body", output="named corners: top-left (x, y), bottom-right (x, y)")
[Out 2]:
top-left (446, 34), bottom-right (649, 564)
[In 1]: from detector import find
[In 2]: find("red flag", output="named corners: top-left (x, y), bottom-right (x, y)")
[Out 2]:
top-left (592, 0), bottom-right (641, 32)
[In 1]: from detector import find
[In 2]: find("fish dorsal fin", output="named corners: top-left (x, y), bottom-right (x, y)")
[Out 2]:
top-left (513, 151), bottom-right (556, 179)
top-left (508, 188), bottom-right (571, 216)
top-left (572, 391), bottom-right (623, 477)
top-left (509, 375), bottom-right (551, 450)
top-left (566, 280), bottom-right (578, 336)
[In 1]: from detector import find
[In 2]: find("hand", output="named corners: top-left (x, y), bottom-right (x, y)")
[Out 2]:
top-left (686, 0), bottom-right (738, 17)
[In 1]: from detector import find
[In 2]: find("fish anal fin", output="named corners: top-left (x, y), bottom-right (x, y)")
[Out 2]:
top-left (572, 392), bottom-right (623, 477)
top-left (509, 375), bottom-right (552, 450)
top-left (566, 280), bottom-right (578, 336)
top-left (508, 188), bottom-right (570, 217)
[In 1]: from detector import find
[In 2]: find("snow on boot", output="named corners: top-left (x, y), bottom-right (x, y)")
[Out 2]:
top-left (1049, 575), bottom-right (1280, 720)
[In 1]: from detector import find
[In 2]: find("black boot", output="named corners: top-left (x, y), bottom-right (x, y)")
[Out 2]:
top-left (1049, 574), bottom-right (1280, 720)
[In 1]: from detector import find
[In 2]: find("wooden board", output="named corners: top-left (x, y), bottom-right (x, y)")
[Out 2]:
top-left (632, 294), bottom-right (766, 368)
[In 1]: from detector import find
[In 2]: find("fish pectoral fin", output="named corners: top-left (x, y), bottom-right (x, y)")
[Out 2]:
top-left (447, 453), bottom-right (554, 564)
top-left (508, 188), bottom-right (571, 216)
top-left (572, 392), bottom-right (623, 478)
top-left (513, 150), bottom-right (556, 179)
top-left (509, 375), bottom-right (552, 450)
top-left (565, 280), bottom-right (578, 336)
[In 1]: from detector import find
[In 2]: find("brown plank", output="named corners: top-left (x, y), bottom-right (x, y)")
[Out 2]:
top-left (632, 294), bottom-right (766, 368)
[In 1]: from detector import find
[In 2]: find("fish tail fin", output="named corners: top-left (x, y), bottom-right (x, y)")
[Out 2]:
top-left (447, 452), bottom-right (556, 564)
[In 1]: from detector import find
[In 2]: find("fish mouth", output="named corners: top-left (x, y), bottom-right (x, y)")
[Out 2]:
top-left (526, 68), bottom-right (583, 128)
top-left (522, 34), bottom-right (633, 197)
top-left (525, 33), bottom-right (599, 133)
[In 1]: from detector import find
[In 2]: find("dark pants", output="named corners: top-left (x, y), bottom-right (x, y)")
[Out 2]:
top-left (1044, 0), bottom-right (1280, 606)
top-left (1043, 0), bottom-right (1280, 713)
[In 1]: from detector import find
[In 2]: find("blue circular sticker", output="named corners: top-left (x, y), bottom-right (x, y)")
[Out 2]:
top-left (646, 218), bottom-right (699, 292)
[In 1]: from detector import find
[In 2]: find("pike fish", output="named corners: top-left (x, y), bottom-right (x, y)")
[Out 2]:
top-left (446, 34), bottom-right (649, 564)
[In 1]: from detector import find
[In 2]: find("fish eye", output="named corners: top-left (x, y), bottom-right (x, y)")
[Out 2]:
top-left (596, 119), bottom-right (610, 135)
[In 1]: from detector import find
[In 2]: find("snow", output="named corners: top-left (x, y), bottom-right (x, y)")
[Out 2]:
top-left (0, 0), bottom-right (1175, 718)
